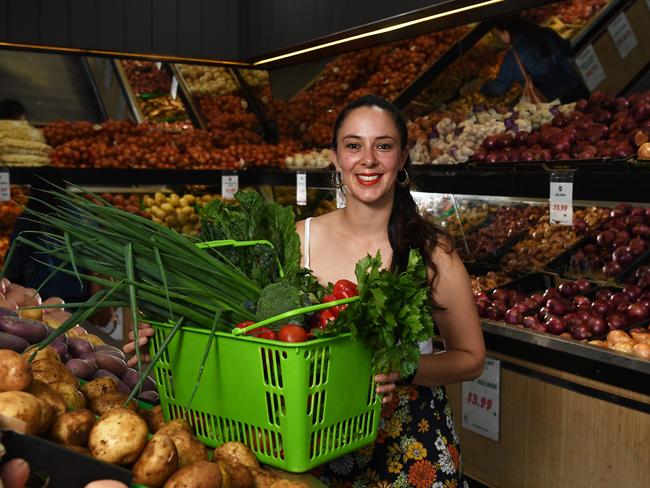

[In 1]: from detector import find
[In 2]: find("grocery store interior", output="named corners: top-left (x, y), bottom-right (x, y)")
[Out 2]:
top-left (1, 0), bottom-right (649, 487)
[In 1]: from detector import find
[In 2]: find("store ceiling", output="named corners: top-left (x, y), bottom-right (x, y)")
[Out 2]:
top-left (0, 0), bottom-right (559, 68)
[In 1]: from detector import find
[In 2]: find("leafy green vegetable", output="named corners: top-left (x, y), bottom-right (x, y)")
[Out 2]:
top-left (327, 249), bottom-right (434, 377)
top-left (200, 189), bottom-right (320, 293)
top-left (256, 282), bottom-right (305, 327)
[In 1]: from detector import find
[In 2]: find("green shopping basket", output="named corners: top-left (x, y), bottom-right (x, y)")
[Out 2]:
top-left (148, 239), bottom-right (381, 472)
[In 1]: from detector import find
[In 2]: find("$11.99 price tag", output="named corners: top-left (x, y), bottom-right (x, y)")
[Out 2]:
top-left (550, 180), bottom-right (573, 226)
top-left (221, 174), bottom-right (239, 200)
top-left (462, 357), bottom-right (500, 442)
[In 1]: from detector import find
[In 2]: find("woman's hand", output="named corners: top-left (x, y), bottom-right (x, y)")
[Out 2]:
top-left (375, 372), bottom-right (400, 404)
top-left (123, 322), bottom-right (155, 368)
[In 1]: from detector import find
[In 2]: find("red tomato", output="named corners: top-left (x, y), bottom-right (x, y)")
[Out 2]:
top-left (310, 309), bottom-right (335, 330)
top-left (235, 322), bottom-right (278, 340)
top-left (333, 279), bottom-right (358, 299)
top-left (321, 294), bottom-right (341, 318)
top-left (278, 324), bottom-right (308, 343)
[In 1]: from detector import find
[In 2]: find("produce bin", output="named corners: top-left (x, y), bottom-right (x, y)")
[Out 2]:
top-left (148, 322), bottom-right (381, 473)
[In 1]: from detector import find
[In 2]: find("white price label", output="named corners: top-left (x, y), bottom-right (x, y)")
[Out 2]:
top-left (296, 172), bottom-right (307, 206)
top-left (608, 13), bottom-right (638, 59)
top-left (170, 76), bottom-right (179, 100)
top-left (155, 62), bottom-right (162, 71)
top-left (221, 174), bottom-right (238, 200)
top-left (462, 357), bottom-right (500, 442)
top-left (0, 173), bottom-right (10, 202)
top-left (575, 45), bottom-right (606, 91)
top-left (550, 181), bottom-right (574, 225)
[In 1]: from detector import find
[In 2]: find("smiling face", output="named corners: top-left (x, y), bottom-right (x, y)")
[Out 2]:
top-left (332, 106), bottom-right (407, 206)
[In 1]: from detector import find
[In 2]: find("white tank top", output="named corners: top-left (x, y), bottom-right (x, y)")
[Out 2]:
top-left (303, 217), bottom-right (433, 354)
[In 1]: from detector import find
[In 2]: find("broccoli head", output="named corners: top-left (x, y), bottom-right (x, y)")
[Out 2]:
top-left (256, 282), bottom-right (305, 327)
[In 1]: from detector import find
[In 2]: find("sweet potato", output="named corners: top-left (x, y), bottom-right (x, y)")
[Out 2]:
top-left (0, 317), bottom-right (47, 343)
top-left (0, 331), bottom-right (29, 353)
top-left (65, 358), bottom-right (97, 380)
top-left (0, 349), bottom-right (32, 391)
top-left (67, 337), bottom-right (94, 358)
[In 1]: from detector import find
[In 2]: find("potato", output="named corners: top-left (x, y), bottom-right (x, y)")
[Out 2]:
top-left (214, 442), bottom-right (260, 470)
top-left (21, 345), bottom-right (61, 363)
top-left (249, 467), bottom-right (278, 488)
top-left (85, 333), bottom-right (105, 346)
top-left (0, 391), bottom-right (42, 435)
top-left (49, 408), bottom-right (96, 446)
top-left (133, 435), bottom-right (179, 488)
top-left (141, 404), bottom-right (166, 433)
top-left (48, 381), bottom-right (86, 410)
top-left (91, 392), bottom-right (137, 416)
top-left (156, 418), bottom-right (194, 437)
top-left (168, 430), bottom-right (208, 468)
top-left (35, 397), bottom-right (54, 435)
top-left (32, 359), bottom-right (79, 387)
top-left (163, 460), bottom-right (221, 488)
top-left (0, 349), bottom-right (32, 391)
top-left (89, 408), bottom-right (148, 465)
top-left (269, 481), bottom-right (308, 488)
top-left (27, 380), bottom-right (67, 417)
top-left (81, 376), bottom-right (119, 402)
top-left (217, 460), bottom-right (254, 488)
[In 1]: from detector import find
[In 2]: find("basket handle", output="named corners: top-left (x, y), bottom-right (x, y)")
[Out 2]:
top-left (196, 239), bottom-right (285, 278)
top-left (232, 296), bottom-right (359, 335)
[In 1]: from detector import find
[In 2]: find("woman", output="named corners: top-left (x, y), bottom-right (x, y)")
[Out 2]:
top-left (481, 16), bottom-right (589, 103)
top-left (125, 96), bottom-right (485, 486)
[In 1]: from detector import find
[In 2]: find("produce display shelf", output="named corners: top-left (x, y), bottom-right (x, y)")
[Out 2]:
top-left (393, 21), bottom-right (494, 109)
top-left (571, 0), bottom-right (626, 50)
top-left (3, 162), bottom-right (650, 202)
top-left (479, 319), bottom-right (650, 398)
top-left (166, 63), bottom-right (207, 130)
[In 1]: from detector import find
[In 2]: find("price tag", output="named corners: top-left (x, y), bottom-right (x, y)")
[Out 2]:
top-left (575, 44), bottom-right (606, 91)
top-left (608, 13), bottom-right (638, 59)
top-left (462, 357), bottom-right (500, 442)
top-left (170, 76), bottom-right (179, 100)
top-left (0, 173), bottom-right (10, 202)
top-left (155, 62), bottom-right (162, 71)
top-left (221, 173), bottom-right (238, 200)
top-left (296, 172), bottom-right (307, 206)
top-left (549, 172), bottom-right (574, 225)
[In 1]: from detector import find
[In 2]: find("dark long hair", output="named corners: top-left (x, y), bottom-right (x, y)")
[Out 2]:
top-left (495, 16), bottom-right (570, 58)
top-left (331, 95), bottom-right (452, 284)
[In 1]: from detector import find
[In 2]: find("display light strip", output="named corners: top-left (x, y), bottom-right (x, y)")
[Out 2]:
top-left (252, 0), bottom-right (505, 65)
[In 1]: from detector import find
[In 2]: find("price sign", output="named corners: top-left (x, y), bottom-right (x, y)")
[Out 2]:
top-left (575, 44), bottom-right (606, 91)
top-left (0, 173), bottom-right (10, 202)
top-left (608, 13), bottom-right (637, 59)
top-left (296, 172), bottom-right (307, 206)
top-left (170, 76), bottom-right (179, 100)
top-left (221, 173), bottom-right (239, 200)
top-left (462, 357), bottom-right (500, 442)
top-left (549, 171), bottom-right (574, 225)
top-left (155, 62), bottom-right (162, 71)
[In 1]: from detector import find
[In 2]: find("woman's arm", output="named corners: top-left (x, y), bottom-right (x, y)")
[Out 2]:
top-left (411, 246), bottom-right (485, 387)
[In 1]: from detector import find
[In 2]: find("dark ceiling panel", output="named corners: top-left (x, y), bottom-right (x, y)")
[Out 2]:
top-left (126, 0), bottom-right (152, 53)
top-left (69, 0), bottom-right (97, 48)
top-left (153, 0), bottom-right (177, 55)
top-left (178, 0), bottom-right (202, 58)
top-left (8, 0), bottom-right (40, 44)
top-left (40, 0), bottom-right (69, 45)
top-left (0, 0), bottom-right (10, 39)
top-left (96, 0), bottom-right (125, 51)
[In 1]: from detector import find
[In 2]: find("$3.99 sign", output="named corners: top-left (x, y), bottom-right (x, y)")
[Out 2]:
top-left (466, 392), bottom-right (493, 411)
top-left (462, 357), bottom-right (500, 442)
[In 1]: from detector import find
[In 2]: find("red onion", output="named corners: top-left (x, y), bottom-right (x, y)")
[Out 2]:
top-left (623, 285), bottom-right (643, 301)
top-left (571, 326), bottom-right (592, 340)
top-left (596, 288), bottom-right (615, 301)
top-left (627, 302), bottom-right (650, 322)
top-left (522, 315), bottom-right (542, 329)
top-left (559, 281), bottom-right (579, 298)
top-left (603, 261), bottom-right (622, 277)
top-left (504, 308), bottom-right (523, 325)
top-left (575, 278), bottom-right (592, 294)
top-left (591, 300), bottom-right (614, 317)
top-left (543, 288), bottom-right (562, 302)
top-left (587, 316), bottom-right (608, 336)
top-left (546, 297), bottom-right (569, 316)
top-left (606, 312), bottom-right (629, 330)
top-left (491, 289), bottom-right (508, 302)
top-left (545, 315), bottom-right (568, 335)
top-left (572, 295), bottom-right (592, 311)
top-left (596, 231), bottom-right (616, 247)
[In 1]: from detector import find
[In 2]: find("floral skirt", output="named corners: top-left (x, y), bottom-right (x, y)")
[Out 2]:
top-left (312, 385), bottom-right (468, 488)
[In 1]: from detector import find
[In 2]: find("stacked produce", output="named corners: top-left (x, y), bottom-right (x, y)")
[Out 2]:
top-left (591, 328), bottom-right (650, 360)
top-left (0, 186), bottom-right (28, 268)
top-left (499, 206), bottom-right (610, 274)
top-left (177, 65), bottom-right (238, 97)
top-left (524, 0), bottom-right (608, 29)
top-left (284, 148), bottom-right (332, 170)
top-left (121, 61), bottom-right (190, 124)
top-left (475, 278), bottom-right (650, 344)
top-left (556, 204), bottom-right (650, 280)
top-left (459, 205), bottom-right (545, 261)
top-left (0, 120), bottom-right (51, 166)
top-left (470, 271), bottom-right (511, 295)
top-left (143, 192), bottom-right (214, 235)
top-left (0, 344), bottom-right (308, 487)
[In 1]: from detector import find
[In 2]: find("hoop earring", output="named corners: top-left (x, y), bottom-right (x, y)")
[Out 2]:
top-left (334, 171), bottom-right (344, 189)
top-left (397, 168), bottom-right (410, 188)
